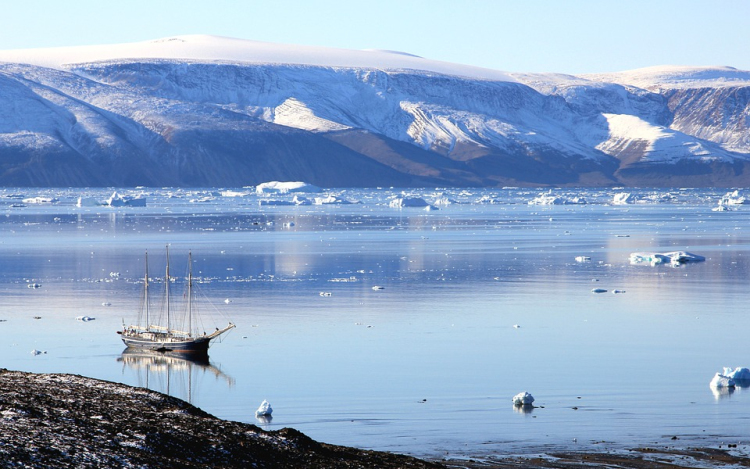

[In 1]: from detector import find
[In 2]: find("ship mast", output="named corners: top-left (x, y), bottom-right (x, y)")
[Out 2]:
top-left (144, 250), bottom-right (149, 331)
top-left (165, 245), bottom-right (170, 335)
top-left (188, 250), bottom-right (193, 338)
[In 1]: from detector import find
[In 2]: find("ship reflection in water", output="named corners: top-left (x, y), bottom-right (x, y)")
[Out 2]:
top-left (117, 349), bottom-right (235, 404)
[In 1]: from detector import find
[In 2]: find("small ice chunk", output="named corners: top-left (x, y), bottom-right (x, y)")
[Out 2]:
top-left (629, 251), bottom-right (705, 266)
top-left (710, 373), bottom-right (735, 388)
top-left (575, 256), bottom-right (591, 262)
top-left (512, 392), bottom-right (534, 406)
top-left (372, 286), bottom-right (385, 291)
top-left (319, 292), bottom-right (332, 297)
top-left (76, 316), bottom-right (95, 321)
top-left (591, 288), bottom-right (607, 293)
top-left (255, 400), bottom-right (273, 417)
top-left (30, 349), bottom-right (46, 355)
top-left (224, 299), bottom-right (232, 304)
top-left (612, 290), bottom-right (626, 294)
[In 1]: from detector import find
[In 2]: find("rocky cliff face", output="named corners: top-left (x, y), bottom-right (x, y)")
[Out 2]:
top-left (1, 38), bottom-right (749, 187)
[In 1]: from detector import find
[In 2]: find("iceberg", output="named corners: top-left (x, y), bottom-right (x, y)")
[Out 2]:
top-left (255, 181), bottom-right (321, 194)
top-left (629, 251), bottom-right (705, 266)
top-left (512, 391), bottom-right (534, 406)
top-left (710, 373), bottom-right (735, 388)
top-left (723, 367), bottom-right (750, 382)
top-left (389, 197), bottom-right (435, 209)
top-left (528, 193), bottom-right (587, 205)
top-left (612, 192), bottom-right (639, 205)
top-left (255, 400), bottom-right (273, 417)
top-left (106, 191), bottom-right (146, 207)
top-left (76, 197), bottom-right (101, 207)
top-left (314, 195), bottom-right (353, 205)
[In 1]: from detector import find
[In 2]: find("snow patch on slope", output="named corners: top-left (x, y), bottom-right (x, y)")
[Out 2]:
top-left (273, 98), bottom-right (350, 132)
top-left (598, 114), bottom-right (734, 163)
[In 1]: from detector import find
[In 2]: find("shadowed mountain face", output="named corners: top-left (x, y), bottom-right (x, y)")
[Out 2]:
top-left (1, 57), bottom-right (749, 187)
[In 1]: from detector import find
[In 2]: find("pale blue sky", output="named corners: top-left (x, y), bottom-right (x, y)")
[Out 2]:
top-left (2, 0), bottom-right (747, 74)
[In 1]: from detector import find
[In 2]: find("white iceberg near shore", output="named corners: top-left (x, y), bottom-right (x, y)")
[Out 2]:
top-left (255, 400), bottom-right (273, 417)
top-left (629, 251), bottom-right (705, 266)
top-left (512, 391), bottom-right (534, 406)
top-left (256, 181), bottom-right (321, 194)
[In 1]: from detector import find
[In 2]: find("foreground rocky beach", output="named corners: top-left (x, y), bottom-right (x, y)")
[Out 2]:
top-left (1, 369), bottom-right (748, 468)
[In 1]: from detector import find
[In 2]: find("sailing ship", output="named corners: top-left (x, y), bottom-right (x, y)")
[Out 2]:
top-left (118, 247), bottom-right (235, 353)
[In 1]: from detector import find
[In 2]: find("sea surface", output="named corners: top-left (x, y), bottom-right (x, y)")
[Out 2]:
top-left (2, 187), bottom-right (750, 459)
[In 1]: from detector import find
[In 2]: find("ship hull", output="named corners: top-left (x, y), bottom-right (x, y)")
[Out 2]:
top-left (121, 334), bottom-right (211, 353)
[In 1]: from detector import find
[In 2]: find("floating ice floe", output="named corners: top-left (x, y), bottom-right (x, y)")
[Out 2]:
top-left (76, 196), bottom-right (101, 207)
top-left (710, 373), bottom-right (735, 388)
top-left (314, 195), bottom-right (353, 205)
top-left (258, 199), bottom-right (295, 206)
top-left (255, 181), bottom-right (321, 194)
top-left (106, 191), bottom-right (146, 207)
top-left (528, 194), bottom-right (587, 205)
top-left (372, 286), bottom-right (385, 291)
top-left (221, 189), bottom-right (252, 197)
top-left (591, 288), bottom-right (607, 293)
top-left (512, 392), bottom-right (534, 406)
top-left (255, 400), bottom-right (273, 417)
top-left (612, 192), bottom-right (639, 205)
top-left (319, 292), bottom-right (332, 297)
top-left (720, 190), bottom-right (749, 205)
top-left (575, 256), bottom-right (591, 262)
top-left (389, 197), bottom-right (436, 210)
top-left (27, 283), bottom-right (41, 289)
top-left (22, 196), bottom-right (58, 204)
top-left (76, 316), bottom-right (95, 321)
top-left (30, 349), bottom-right (47, 356)
top-left (629, 251), bottom-right (706, 266)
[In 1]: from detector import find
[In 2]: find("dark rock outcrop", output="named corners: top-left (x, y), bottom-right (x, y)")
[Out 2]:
top-left (0, 369), bottom-right (442, 468)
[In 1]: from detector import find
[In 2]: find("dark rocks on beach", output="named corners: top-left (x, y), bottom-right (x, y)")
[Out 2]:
top-left (0, 369), bottom-right (441, 468)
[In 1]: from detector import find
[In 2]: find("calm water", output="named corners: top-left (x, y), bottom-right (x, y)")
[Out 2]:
top-left (2, 187), bottom-right (750, 459)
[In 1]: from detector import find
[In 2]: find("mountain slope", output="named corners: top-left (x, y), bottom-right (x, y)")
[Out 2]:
top-left (0, 36), bottom-right (749, 187)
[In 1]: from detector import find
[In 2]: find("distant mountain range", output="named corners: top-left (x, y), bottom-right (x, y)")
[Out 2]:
top-left (1, 35), bottom-right (749, 187)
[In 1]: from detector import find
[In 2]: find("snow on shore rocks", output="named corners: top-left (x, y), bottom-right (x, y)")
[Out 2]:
top-left (512, 391), bottom-right (534, 406)
top-left (255, 181), bottom-right (321, 194)
top-left (629, 251), bottom-right (705, 266)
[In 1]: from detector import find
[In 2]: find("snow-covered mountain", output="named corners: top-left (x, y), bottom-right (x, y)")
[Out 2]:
top-left (0, 35), bottom-right (749, 187)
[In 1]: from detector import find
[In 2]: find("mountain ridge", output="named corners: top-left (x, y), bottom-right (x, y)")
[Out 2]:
top-left (0, 36), bottom-right (749, 187)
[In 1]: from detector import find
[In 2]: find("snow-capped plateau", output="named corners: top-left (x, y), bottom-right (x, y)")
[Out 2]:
top-left (0, 35), bottom-right (749, 187)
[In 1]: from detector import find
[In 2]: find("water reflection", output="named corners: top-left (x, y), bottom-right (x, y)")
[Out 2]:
top-left (117, 349), bottom-right (234, 404)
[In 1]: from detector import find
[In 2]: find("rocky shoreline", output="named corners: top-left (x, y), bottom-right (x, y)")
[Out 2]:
top-left (2, 369), bottom-right (748, 468)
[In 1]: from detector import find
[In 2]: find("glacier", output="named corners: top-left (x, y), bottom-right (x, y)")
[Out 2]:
top-left (0, 35), bottom-right (749, 187)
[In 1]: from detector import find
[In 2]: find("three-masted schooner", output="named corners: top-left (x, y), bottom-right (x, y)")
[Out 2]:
top-left (118, 247), bottom-right (235, 353)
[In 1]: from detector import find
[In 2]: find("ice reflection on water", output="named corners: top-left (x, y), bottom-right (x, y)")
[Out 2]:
top-left (1, 187), bottom-right (750, 458)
